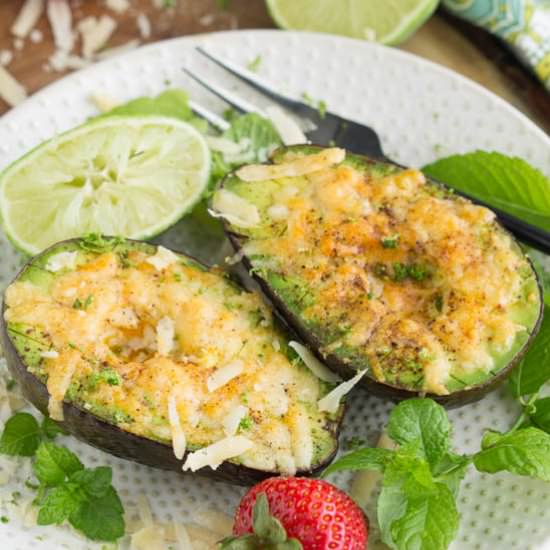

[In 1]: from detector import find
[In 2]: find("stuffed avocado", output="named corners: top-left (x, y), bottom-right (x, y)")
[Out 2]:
top-left (212, 145), bottom-right (543, 406)
top-left (0, 236), bottom-right (343, 484)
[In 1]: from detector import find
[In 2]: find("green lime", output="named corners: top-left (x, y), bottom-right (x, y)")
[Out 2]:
top-left (266, 0), bottom-right (438, 45)
top-left (0, 116), bottom-right (210, 255)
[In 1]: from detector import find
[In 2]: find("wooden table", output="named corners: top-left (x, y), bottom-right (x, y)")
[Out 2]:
top-left (0, 0), bottom-right (548, 132)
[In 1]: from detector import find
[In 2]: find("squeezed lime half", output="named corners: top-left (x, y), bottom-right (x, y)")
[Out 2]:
top-left (0, 116), bottom-right (211, 255)
top-left (266, 0), bottom-right (439, 45)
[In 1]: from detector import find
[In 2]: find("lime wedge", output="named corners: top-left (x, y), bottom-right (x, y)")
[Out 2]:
top-left (0, 116), bottom-right (210, 255)
top-left (266, 0), bottom-right (438, 45)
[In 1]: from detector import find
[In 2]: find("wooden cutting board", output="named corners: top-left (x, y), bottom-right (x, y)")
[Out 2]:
top-left (0, 0), bottom-right (547, 133)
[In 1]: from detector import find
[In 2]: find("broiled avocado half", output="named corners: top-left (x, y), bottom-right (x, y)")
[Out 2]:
top-left (212, 145), bottom-right (544, 406)
top-left (0, 236), bottom-right (343, 485)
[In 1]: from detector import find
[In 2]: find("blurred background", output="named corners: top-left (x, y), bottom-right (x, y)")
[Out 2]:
top-left (0, 0), bottom-right (548, 131)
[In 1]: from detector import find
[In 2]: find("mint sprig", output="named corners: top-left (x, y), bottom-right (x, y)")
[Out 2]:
top-left (326, 398), bottom-right (550, 550)
top-left (0, 413), bottom-right (125, 542)
top-left (0, 413), bottom-right (66, 456)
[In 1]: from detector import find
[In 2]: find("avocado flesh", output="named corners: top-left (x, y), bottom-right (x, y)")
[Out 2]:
top-left (1, 237), bottom-right (342, 484)
top-left (216, 146), bottom-right (543, 406)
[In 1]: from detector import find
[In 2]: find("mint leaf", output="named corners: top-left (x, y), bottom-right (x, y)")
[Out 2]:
top-left (525, 247), bottom-right (550, 305)
top-left (34, 442), bottom-right (84, 486)
top-left (322, 447), bottom-right (393, 476)
top-left (530, 397), bottom-right (550, 432)
top-left (41, 417), bottom-right (67, 440)
top-left (379, 452), bottom-right (459, 550)
top-left (387, 399), bottom-right (451, 468)
top-left (474, 427), bottom-right (550, 480)
top-left (70, 467), bottom-right (112, 498)
top-left (391, 481), bottom-right (458, 550)
top-left (508, 305), bottom-right (550, 397)
top-left (37, 482), bottom-right (85, 525)
top-left (431, 453), bottom-right (471, 497)
top-left (104, 89), bottom-right (193, 121)
top-left (0, 413), bottom-right (41, 456)
top-left (223, 113), bottom-right (282, 163)
top-left (69, 486), bottom-right (125, 542)
top-left (423, 151), bottom-right (550, 231)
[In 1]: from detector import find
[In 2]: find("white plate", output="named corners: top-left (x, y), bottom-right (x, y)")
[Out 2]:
top-left (0, 30), bottom-right (549, 550)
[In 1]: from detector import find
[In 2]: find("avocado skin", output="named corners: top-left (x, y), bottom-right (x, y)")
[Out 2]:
top-left (221, 145), bottom-right (545, 408)
top-left (0, 237), bottom-right (342, 486)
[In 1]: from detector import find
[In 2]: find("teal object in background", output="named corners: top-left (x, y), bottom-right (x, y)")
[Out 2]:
top-left (443, 0), bottom-right (550, 90)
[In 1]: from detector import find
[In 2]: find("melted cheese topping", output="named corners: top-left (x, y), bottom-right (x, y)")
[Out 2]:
top-left (4, 246), bottom-right (336, 473)
top-left (228, 156), bottom-right (538, 395)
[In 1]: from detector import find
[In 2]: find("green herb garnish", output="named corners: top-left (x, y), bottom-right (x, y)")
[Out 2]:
top-left (381, 234), bottom-right (400, 249)
top-left (238, 416), bottom-right (253, 431)
top-left (0, 412), bottom-right (125, 542)
top-left (247, 55), bottom-right (262, 72)
top-left (73, 295), bottom-right (93, 310)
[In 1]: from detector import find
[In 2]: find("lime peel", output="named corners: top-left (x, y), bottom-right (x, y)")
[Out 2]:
top-left (266, 0), bottom-right (439, 46)
top-left (0, 116), bottom-right (211, 255)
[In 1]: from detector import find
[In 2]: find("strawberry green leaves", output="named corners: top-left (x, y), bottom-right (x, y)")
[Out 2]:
top-left (221, 493), bottom-right (302, 550)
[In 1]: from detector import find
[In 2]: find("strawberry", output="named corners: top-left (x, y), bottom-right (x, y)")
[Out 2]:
top-left (221, 477), bottom-right (368, 550)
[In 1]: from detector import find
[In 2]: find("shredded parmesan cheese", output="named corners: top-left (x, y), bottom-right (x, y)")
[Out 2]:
top-left (47, 0), bottom-right (74, 52)
top-left (106, 0), bottom-right (130, 13)
top-left (146, 245), bottom-right (178, 271)
top-left (78, 15), bottom-right (117, 59)
top-left (156, 317), bottom-right (175, 356)
top-left (207, 359), bottom-right (244, 392)
top-left (210, 189), bottom-right (261, 228)
top-left (131, 526), bottom-right (165, 550)
top-left (0, 66), bottom-right (27, 107)
top-left (95, 39), bottom-right (140, 60)
top-left (289, 341), bottom-right (341, 383)
top-left (0, 50), bottom-right (13, 66)
top-left (182, 435), bottom-right (253, 471)
top-left (317, 369), bottom-right (367, 413)
top-left (11, 0), bottom-right (44, 38)
top-left (173, 522), bottom-right (193, 549)
top-left (90, 92), bottom-right (121, 112)
top-left (48, 50), bottom-right (89, 71)
top-left (168, 393), bottom-right (186, 459)
top-left (236, 147), bottom-right (345, 182)
top-left (137, 494), bottom-right (154, 529)
top-left (192, 507), bottom-right (233, 536)
top-left (45, 251), bottom-right (78, 272)
top-left (136, 13), bottom-right (152, 39)
top-left (47, 351), bottom-right (79, 421)
top-left (40, 350), bottom-right (59, 359)
top-left (222, 404), bottom-right (247, 436)
top-left (265, 105), bottom-right (308, 145)
top-left (266, 204), bottom-right (289, 221)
